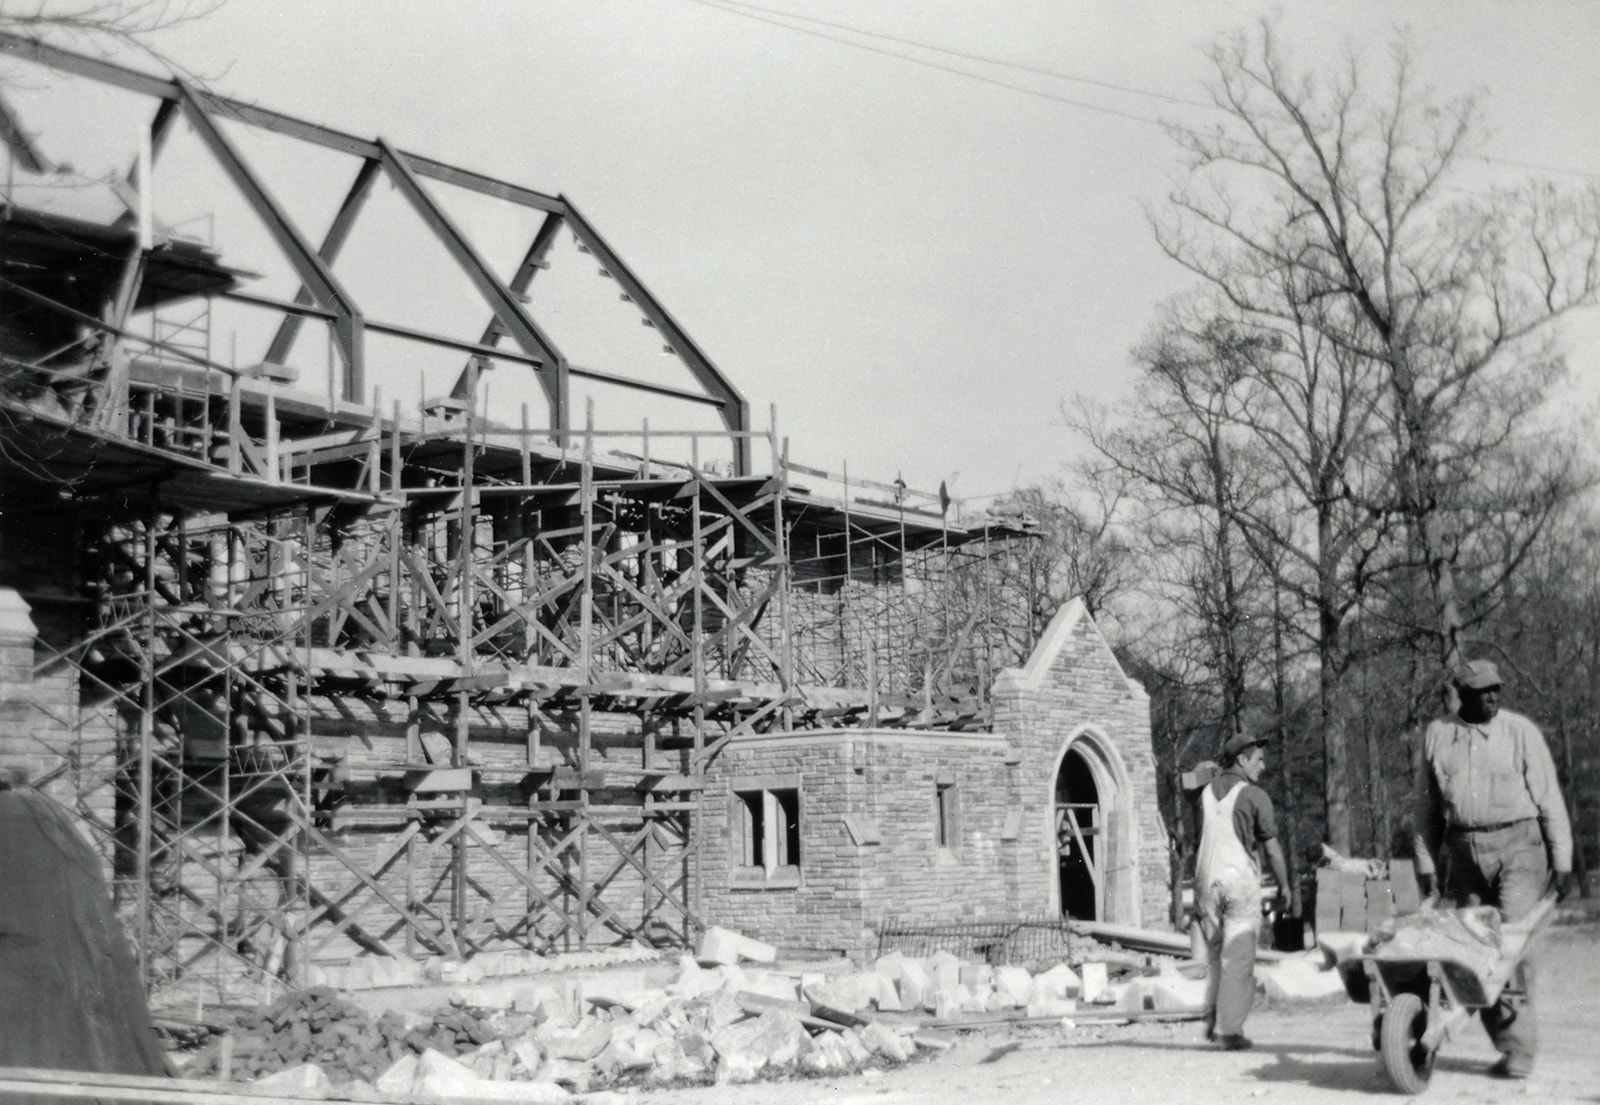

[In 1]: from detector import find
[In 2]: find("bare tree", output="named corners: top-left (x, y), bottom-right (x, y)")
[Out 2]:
top-left (1154, 18), bottom-right (1600, 682)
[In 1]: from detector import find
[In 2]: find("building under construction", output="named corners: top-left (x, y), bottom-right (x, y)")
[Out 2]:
top-left (0, 37), bottom-right (1165, 1009)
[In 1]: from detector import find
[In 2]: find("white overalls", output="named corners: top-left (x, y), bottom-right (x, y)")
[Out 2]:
top-left (1196, 780), bottom-right (1262, 1037)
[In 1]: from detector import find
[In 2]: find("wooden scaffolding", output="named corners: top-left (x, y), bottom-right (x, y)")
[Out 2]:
top-left (0, 35), bottom-right (1040, 1004)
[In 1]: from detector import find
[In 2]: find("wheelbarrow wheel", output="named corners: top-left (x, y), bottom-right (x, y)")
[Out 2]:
top-left (1380, 991), bottom-right (1435, 1094)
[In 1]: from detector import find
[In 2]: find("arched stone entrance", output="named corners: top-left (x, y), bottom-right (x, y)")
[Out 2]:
top-left (1052, 731), bottom-right (1133, 922)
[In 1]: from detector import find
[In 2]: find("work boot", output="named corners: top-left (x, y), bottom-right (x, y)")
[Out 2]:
top-left (1218, 1035), bottom-right (1253, 1051)
top-left (1488, 1053), bottom-right (1533, 1079)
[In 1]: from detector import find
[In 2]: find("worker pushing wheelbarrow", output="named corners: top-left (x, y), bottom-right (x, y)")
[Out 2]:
top-left (1339, 894), bottom-right (1558, 1094)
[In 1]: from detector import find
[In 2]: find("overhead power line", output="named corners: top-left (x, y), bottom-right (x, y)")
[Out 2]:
top-left (688, 0), bottom-right (1600, 182)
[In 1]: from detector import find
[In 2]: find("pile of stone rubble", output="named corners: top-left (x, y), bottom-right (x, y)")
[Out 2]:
top-left (181, 925), bottom-right (1332, 1098)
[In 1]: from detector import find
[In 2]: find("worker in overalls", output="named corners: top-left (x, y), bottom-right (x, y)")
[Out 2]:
top-left (1413, 659), bottom-right (1577, 1079)
top-left (1196, 731), bottom-right (1290, 1051)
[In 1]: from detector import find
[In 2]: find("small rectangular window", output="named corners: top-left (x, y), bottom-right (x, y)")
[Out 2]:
top-left (936, 781), bottom-right (961, 856)
top-left (732, 781), bottom-right (802, 888)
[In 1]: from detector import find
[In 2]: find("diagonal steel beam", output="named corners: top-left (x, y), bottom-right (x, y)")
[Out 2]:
top-left (564, 201), bottom-right (751, 473)
top-left (267, 156), bottom-right (381, 366)
top-left (176, 82), bottom-right (367, 400)
top-left (374, 138), bottom-right (568, 435)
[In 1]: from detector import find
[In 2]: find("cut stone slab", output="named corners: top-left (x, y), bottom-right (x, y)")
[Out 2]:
top-left (1261, 957), bottom-right (1349, 1003)
top-left (1026, 996), bottom-right (1079, 1018)
top-left (540, 1018), bottom-right (614, 1062)
top-left (959, 962), bottom-right (994, 989)
top-left (873, 951), bottom-right (908, 980)
top-left (374, 1054), bottom-right (419, 1095)
top-left (1033, 963), bottom-right (1082, 1000)
top-left (667, 954), bottom-right (723, 998)
top-left (1149, 974), bottom-right (1208, 1012)
top-left (710, 1009), bottom-right (809, 1083)
top-left (860, 1021), bottom-right (914, 1063)
top-left (994, 965), bottom-right (1034, 1008)
top-left (414, 1049), bottom-right (483, 1098)
top-left (697, 925), bottom-right (776, 966)
top-left (898, 959), bottom-right (932, 1010)
top-left (1080, 961), bottom-right (1110, 1004)
top-left (255, 1063), bottom-right (331, 1092)
top-left (742, 969), bottom-right (801, 1002)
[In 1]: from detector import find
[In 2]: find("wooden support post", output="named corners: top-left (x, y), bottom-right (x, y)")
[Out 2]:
top-left (265, 390), bottom-right (279, 482)
top-left (136, 496), bottom-right (158, 983)
top-left (576, 400), bottom-right (595, 949)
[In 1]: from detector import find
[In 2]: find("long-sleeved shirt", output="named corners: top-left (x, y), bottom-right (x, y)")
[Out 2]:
top-left (1413, 708), bottom-right (1573, 875)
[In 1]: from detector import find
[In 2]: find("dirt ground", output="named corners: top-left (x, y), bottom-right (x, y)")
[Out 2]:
top-left (640, 914), bottom-right (1600, 1105)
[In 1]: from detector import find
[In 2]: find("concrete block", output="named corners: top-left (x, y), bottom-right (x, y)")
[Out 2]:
top-left (1079, 961), bottom-right (1109, 1004)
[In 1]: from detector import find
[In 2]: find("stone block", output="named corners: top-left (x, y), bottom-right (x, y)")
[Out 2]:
top-left (710, 1010), bottom-right (809, 1083)
top-left (1149, 975), bottom-right (1207, 1012)
top-left (860, 1021), bottom-right (914, 1063)
top-left (513, 985), bottom-right (569, 1022)
top-left (413, 1049), bottom-right (483, 1097)
top-left (898, 960), bottom-right (932, 1010)
top-left (1261, 956), bottom-right (1348, 1004)
top-left (873, 950), bottom-right (907, 980)
top-left (994, 965), bottom-right (1034, 1007)
top-left (959, 962), bottom-right (994, 989)
top-left (741, 969), bottom-right (800, 1002)
top-left (374, 1054), bottom-right (419, 1094)
top-left (799, 1030), bottom-right (852, 1074)
top-left (668, 954), bottom-right (722, 998)
top-left (872, 971), bottom-right (905, 1012)
top-left (540, 1018), bottom-right (613, 1061)
top-left (255, 1063), bottom-right (331, 1091)
top-left (1025, 996), bottom-right (1078, 1018)
top-left (1079, 961), bottom-right (1109, 1004)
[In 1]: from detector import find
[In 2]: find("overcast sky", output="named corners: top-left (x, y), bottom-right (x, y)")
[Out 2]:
top-left (5, 0), bottom-right (1598, 508)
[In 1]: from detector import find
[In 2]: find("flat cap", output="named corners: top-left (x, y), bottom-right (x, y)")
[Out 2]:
top-left (1453, 659), bottom-right (1503, 691)
top-left (1223, 731), bottom-right (1268, 761)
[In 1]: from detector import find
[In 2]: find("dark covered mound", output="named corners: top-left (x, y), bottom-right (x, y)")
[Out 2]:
top-left (0, 784), bottom-right (168, 1092)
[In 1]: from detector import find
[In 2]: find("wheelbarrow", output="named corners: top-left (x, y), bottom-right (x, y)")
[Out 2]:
top-left (1338, 895), bottom-right (1557, 1094)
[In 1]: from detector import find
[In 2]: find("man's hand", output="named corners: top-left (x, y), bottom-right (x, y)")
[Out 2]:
top-left (1418, 871), bottom-right (1438, 901)
top-left (1552, 870), bottom-right (1579, 903)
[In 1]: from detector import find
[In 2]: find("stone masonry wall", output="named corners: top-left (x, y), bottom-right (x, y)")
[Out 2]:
top-left (699, 730), bottom-right (1010, 956)
top-left (992, 601), bottom-right (1168, 928)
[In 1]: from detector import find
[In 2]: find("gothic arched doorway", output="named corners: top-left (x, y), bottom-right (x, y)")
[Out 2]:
top-left (1055, 745), bottom-right (1103, 920)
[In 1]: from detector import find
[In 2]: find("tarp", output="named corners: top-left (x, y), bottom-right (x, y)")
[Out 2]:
top-left (0, 784), bottom-right (168, 1096)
